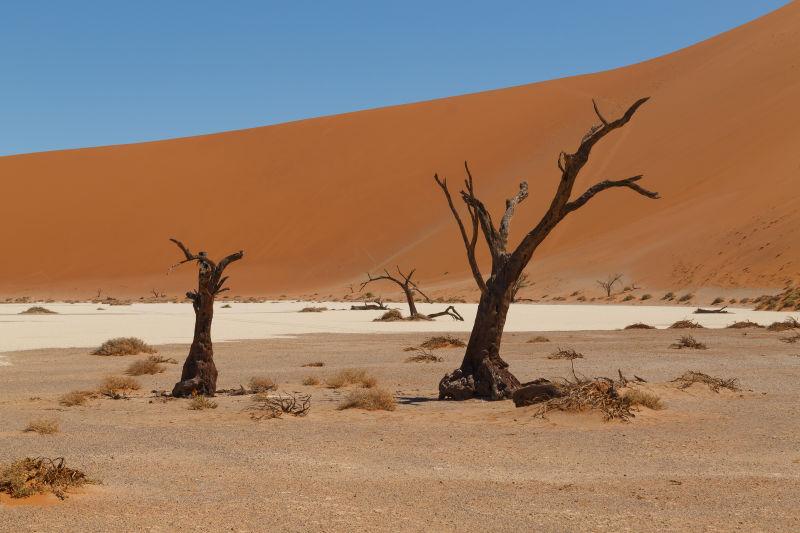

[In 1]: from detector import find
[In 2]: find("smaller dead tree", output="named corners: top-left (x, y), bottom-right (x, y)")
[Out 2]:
top-left (361, 267), bottom-right (431, 318)
top-left (597, 273), bottom-right (623, 298)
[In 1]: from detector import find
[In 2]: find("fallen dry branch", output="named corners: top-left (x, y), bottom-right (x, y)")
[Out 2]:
top-left (669, 335), bottom-right (708, 350)
top-left (247, 392), bottom-right (311, 420)
top-left (425, 305), bottom-right (465, 321)
top-left (0, 457), bottom-right (92, 500)
top-left (693, 306), bottom-right (728, 314)
top-left (672, 371), bottom-right (739, 392)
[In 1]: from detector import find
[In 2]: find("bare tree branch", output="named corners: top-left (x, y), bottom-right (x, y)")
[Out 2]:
top-left (564, 175), bottom-right (659, 214)
top-left (498, 181), bottom-right (529, 249)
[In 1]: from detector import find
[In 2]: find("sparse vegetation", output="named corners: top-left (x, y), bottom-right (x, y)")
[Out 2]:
top-left (299, 306), bottom-right (327, 313)
top-left (662, 292), bottom-right (675, 301)
top-left (405, 348), bottom-right (443, 363)
top-left (670, 335), bottom-right (707, 350)
top-left (23, 419), bottom-right (60, 435)
top-left (622, 294), bottom-right (634, 302)
top-left (624, 323), bottom-right (655, 330)
top-left (639, 293), bottom-right (651, 301)
top-left (337, 388), bottom-right (396, 411)
top-left (98, 375), bottom-right (141, 397)
top-left (59, 390), bottom-right (94, 407)
top-left (248, 375), bottom-right (276, 392)
top-left (669, 319), bottom-right (704, 329)
top-left (624, 389), bottom-right (664, 410)
top-left (0, 457), bottom-right (91, 499)
top-left (753, 287), bottom-right (800, 311)
top-left (248, 392), bottom-right (310, 419)
top-left (302, 376), bottom-right (320, 386)
top-left (672, 371), bottom-right (738, 392)
top-left (325, 369), bottom-right (377, 389)
top-left (767, 317), bottom-right (800, 332)
top-left (92, 337), bottom-right (156, 356)
top-left (726, 320), bottom-right (764, 329)
top-left (528, 378), bottom-right (634, 421)
top-left (678, 293), bottom-right (693, 303)
top-left (188, 394), bottom-right (218, 410)
top-left (375, 309), bottom-right (403, 322)
top-left (19, 306), bottom-right (57, 315)
top-left (125, 357), bottom-right (166, 376)
top-left (711, 297), bottom-right (724, 305)
top-left (301, 361), bottom-right (325, 367)
top-left (547, 347), bottom-right (584, 360)
top-left (419, 335), bottom-right (465, 349)
top-left (527, 335), bottom-right (550, 343)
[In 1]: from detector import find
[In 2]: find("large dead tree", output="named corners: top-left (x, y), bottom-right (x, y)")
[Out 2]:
top-left (361, 267), bottom-right (431, 318)
top-left (168, 238), bottom-right (243, 397)
top-left (434, 98), bottom-right (659, 400)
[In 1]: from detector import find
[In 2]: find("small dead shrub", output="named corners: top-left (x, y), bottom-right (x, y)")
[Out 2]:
top-left (622, 294), bottom-right (634, 302)
top-left (711, 297), bottom-right (724, 305)
top-left (640, 294), bottom-right (652, 301)
top-left (248, 375), bottom-right (276, 392)
top-left (19, 306), bottom-right (57, 315)
top-left (405, 348), bottom-right (443, 363)
top-left (662, 292), bottom-right (675, 301)
top-left (623, 389), bottom-right (663, 410)
top-left (669, 335), bottom-right (707, 350)
top-left (767, 317), bottom-right (800, 332)
top-left (299, 306), bottom-right (327, 313)
top-left (248, 392), bottom-right (310, 420)
top-left (148, 355), bottom-right (178, 364)
top-left (547, 347), bottom-right (584, 360)
top-left (301, 361), bottom-right (325, 367)
top-left (669, 319), bottom-right (704, 329)
top-left (531, 379), bottom-right (633, 421)
top-left (672, 371), bottom-right (738, 392)
top-left (678, 293), bottom-right (693, 303)
top-left (726, 320), bottom-right (764, 329)
top-left (527, 336), bottom-right (550, 343)
top-left (92, 337), bottom-right (156, 356)
top-left (325, 369), bottom-right (377, 389)
top-left (0, 457), bottom-right (91, 499)
top-left (125, 358), bottom-right (166, 376)
top-left (302, 376), bottom-right (320, 386)
top-left (59, 390), bottom-right (95, 407)
top-left (188, 394), bottom-right (217, 410)
top-left (337, 388), bottom-right (396, 411)
top-left (374, 309), bottom-right (403, 322)
top-left (24, 419), bottom-right (60, 435)
top-left (419, 335), bottom-right (465, 349)
top-left (98, 375), bottom-right (141, 397)
top-left (624, 323), bottom-right (655, 330)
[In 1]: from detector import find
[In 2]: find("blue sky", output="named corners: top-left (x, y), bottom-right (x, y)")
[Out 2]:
top-left (0, 1), bottom-right (788, 156)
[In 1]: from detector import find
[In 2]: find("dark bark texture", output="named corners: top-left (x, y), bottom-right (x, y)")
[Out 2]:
top-left (168, 239), bottom-right (243, 397)
top-left (435, 98), bottom-right (660, 400)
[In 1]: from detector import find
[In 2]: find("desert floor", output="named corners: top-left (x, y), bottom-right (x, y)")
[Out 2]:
top-left (1, 327), bottom-right (799, 532)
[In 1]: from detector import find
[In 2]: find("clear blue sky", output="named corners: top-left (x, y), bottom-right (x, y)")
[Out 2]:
top-left (0, 0), bottom-right (788, 156)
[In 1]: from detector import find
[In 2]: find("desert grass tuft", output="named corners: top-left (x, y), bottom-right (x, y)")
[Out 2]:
top-left (405, 348), bottom-right (443, 363)
top-left (98, 375), bottom-right (141, 397)
top-left (301, 361), bottom-right (325, 367)
top-left (325, 368), bottom-right (377, 389)
top-left (188, 394), bottom-right (217, 410)
top-left (374, 309), bottom-right (403, 322)
top-left (302, 376), bottom-right (320, 386)
top-left (766, 317), bottom-right (800, 332)
top-left (23, 419), bottom-right (60, 435)
top-left (669, 335), bottom-right (707, 350)
top-left (419, 335), bottom-right (465, 349)
top-left (91, 337), bottom-right (156, 356)
top-left (59, 390), bottom-right (95, 407)
top-left (19, 306), bottom-right (57, 315)
top-left (624, 323), bottom-right (655, 330)
top-left (248, 375), bottom-right (276, 392)
top-left (672, 371), bottom-right (738, 392)
top-left (0, 457), bottom-right (92, 499)
top-left (125, 358), bottom-right (166, 376)
top-left (726, 320), bottom-right (764, 329)
top-left (337, 388), bottom-right (396, 411)
top-left (669, 319), bottom-right (704, 329)
top-left (623, 389), bottom-right (664, 410)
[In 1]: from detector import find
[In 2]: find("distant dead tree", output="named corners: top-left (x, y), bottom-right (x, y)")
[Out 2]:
top-left (151, 288), bottom-right (166, 298)
top-left (360, 267), bottom-right (431, 318)
top-left (434, 97), bottom-right (659, 400)
top-left (597, 273), bottom-right (623, 298)
top-left (168, 238), bottom-right (243, 397)
top-left (511, 272), bottom-right (532, 302)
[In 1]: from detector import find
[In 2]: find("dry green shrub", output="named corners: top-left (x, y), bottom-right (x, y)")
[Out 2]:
top-left (125, 358), bottom-right (166, 376)
top-left (248, 375), bottom-right (276, 392)
top-left (669, 319), bottom-right (704, 329)
top-left (59, 390), bottom-right (95, 407)
top-left (547, 347), bottom-right (584, 360)
top-left (299, 306), bottom-right (327, 313)
top-left (405, 348), bottom-right (443, 363)
top-left (767, 317), bottom-right (800, 332)
top-left (670, 335), bottom-right (707, 350)
top-left (92, 337), bottom-right (156, 356)
top-left (337, 388), bottom-right (396, 411)
top-left (625, 323), bottom-right (655, 330)
top-left (301, 361), bottom-right (325, 367)
top-left (624, 389), bottom-right (664, 410)
top-left (0, 457), bottom-right (91, 499)
top-left (419, 335), bottom-right (465, 349)
top-left (98, 375), bottom-right (141, 397)
top-left (248, 392), bottom-right (310, 420)
top-left (527, 336), bottom-right (550, 343)
top-left (302, 376), bottom-right (320, 386)
top-left (188, 394), bottom-right (217, 410)
top-left (24, 419), bottom-right (60, 435)
top-left (325, 369), bottom-right (377, 389)
top-left (726, 320), bottom-right (764, 329)
top-left (19, 306), bottom-right (57, 315)
top-left (374, 309), bottom-right (403, 322)
top-left (672, 371), bottom-right (738, 392)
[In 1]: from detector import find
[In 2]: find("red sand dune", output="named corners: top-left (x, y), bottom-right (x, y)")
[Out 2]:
top-left (1, 4), bottom-right (798, 300)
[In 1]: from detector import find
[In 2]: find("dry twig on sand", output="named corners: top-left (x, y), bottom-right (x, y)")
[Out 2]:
top-left (672, 371), bottom-right (739, 392)
top-left (247, 392), bottom-right (310, 420)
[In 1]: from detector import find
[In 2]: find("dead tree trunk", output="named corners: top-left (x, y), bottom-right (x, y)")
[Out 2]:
top-left (360, 267), bottom-right (431, 318)
top-left (435, 97), bottom-right (660, 400)
top-left (168, 238), bottom-right (243, 397)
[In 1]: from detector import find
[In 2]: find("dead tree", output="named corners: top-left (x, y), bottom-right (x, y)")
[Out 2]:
top-left (434, 97), bottom-right (659, 400)
top-left (168, 238), bottom-right (243, 397)
top-left (360, 267), bottom-right (431, 318)
top-left (597, 273), bottom-right (623, 297)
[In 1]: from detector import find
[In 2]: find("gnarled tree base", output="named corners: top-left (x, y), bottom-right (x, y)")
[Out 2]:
top-left (438, 358), bottom-right (521, 401)
top-left (172, 358), bottom-right (218, 397)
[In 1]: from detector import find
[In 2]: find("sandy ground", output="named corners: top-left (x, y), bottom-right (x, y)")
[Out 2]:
top-left (1, 301), bottom-right (798, 353)
top-left (1, 328), bottom-right (798, 531)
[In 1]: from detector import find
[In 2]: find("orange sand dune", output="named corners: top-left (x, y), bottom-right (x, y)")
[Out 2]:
top-left (1, 4), bottom-right (798, 300)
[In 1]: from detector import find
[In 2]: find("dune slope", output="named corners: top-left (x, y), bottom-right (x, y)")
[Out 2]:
top-left (1, 4), bottom-right (798, 299)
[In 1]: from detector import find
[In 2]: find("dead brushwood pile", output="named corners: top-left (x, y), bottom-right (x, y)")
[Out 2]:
top-left (527, 377), bottom-right (635, 421)
top-left (0, 457), bottom-right (92, 499)
top-left (672, 371), bottom-right (739, 392)
top-left (247, 392), bottom-right (311, 420)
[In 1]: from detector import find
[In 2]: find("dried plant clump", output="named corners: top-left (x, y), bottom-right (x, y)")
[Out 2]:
top-left (19, 306), bottom-right (57, 315)
top-left (624, 323), bottom-right (656, 330)
top-left (374, 309), bottom-right (403, 322)
top-left (726, 320), bottom-right (764, 329)
top-left (766, 317), bottom-right (800, 332)
top-left (662, 292), bottom-right (675, 301)
top-left (711, 297), bottom-right (724, 305)
top-left (623, 389), bottom-right (664, 410)
top-left (148, 355), bottom-right (178, 364)
top-left (188, 394), bottom-right (218, 410)
top-left (91, 337), bottom-right (156, 356)
top-left (532, 378), bottom-right (633, 421)
top-left (337, 388), bottom-right (396, 411)
top-left (299, 306), bottom-right (328, 313)
top-left (669, 335), bottom-right (707, 350)
top-left (0, 457), bottom-right (92, 499)
top-left (669, 319), bottom-right (704, 329)
top-left (678, 293), bottom-right (693, 303)
top-left (547, 347), bottom-right (584, 360)
top-left (672, 371), bottom-right (739, 392)
top-left (301, 362), bottom-right (325, 367)
top-left (248, 375), bottom-right (276, 392)
top-left (302, 376), bottom-right (320, 386)
top-left (247, 392), bottom-right (310, 420)
top-left (98, 375), bottom-right (141, 398)
top-left (23, 419), bottom-right (60, 435)
top-left (527, 336), bottom-right (550, 343)
top-left (125, 358), bottom-right (166, 376)
top-left (640, 294), bottom-right (652, 301)
top-left (221, 303), bottom-right (232, 308)
top-left (59, 390), bottom-right (95, 407)
top-left (753, 287), bottom-right (800, 311)
top-left (405, 348), bottom-right (443, 363)
top-left (325, 369), bottom-right (377, 389)
top-left (419, 335), bottom-right (465, 349)
top-left (780, 332), bottom-right (800, 344)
